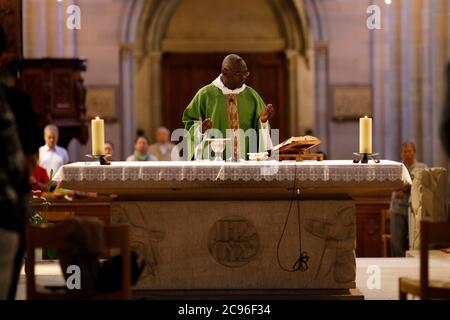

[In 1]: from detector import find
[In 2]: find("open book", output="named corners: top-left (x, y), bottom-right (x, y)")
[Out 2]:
top-left (273, 136), bottom-right (321, 154)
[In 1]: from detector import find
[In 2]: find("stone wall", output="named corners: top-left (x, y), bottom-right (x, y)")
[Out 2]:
top-left (20, 0), bottom-right (450, 175)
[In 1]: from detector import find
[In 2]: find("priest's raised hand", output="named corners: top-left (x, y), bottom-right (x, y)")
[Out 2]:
top-left (259, 104), bottom-right (275, 123)
top-left (200, 118), bottom-right (213, 134)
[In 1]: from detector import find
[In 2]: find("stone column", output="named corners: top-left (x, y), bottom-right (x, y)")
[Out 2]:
top-left (314, 41), bottom-right (329, 155)
top-left (400, 0), bottom-right (423, 155)
top-left (420, 0), bottom-right (434, 165)
top-left (370, 0), bottom-right (386, 157)
top-left (298, 48), bottom-right (316, 136)
top-left (23, 0), bottom-right (48, 57)
top-left (46, 0), bottom-right (57, 56)
top-left (120, 44), bottom-right (136, 160)
top-left (61, 0), bottom-right (78, 57)
top-left (285, 49), bottom-right (300, 137)
top-left (382, 0), bottom-right (402, 160)
top-left (134, 50), bottom-right (163, 145)
top-left (55, 0), bottom-right (66, 57)
top-left (148, 51), bottom-right (163, 143)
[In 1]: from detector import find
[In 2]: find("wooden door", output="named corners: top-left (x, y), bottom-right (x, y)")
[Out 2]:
top-left (162, 53), bottom-right (287, 140)
top-left (354, 196), bottom-right (391, 257)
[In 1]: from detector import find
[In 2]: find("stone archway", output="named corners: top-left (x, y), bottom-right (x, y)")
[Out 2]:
top-left (120, 0), bottom-right (328, 155)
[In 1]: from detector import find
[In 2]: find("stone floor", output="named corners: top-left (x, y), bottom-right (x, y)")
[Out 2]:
top-left (15, 255), bottom-right (450, 300)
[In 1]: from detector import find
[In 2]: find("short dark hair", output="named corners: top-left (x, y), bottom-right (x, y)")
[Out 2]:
top-left (401, 141), bottom-right (416, 153)
top-left (105, 141), bottom-right (114, 149)
top-left (0, 25), bottom-right (6, 55)
top-left (222, 54), bottom-right (244, 70)
top-left (135, 135), bottom-right (149, 144)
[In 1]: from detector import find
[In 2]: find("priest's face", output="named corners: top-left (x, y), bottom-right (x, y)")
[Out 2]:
top-left (222, 60), bottom-right (250, 90)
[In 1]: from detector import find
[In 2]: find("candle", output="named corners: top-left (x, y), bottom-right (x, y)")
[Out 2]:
top-left (359, 116), bottom-right (372, 154)
top-left (91, 116), bottom-right (105, 156)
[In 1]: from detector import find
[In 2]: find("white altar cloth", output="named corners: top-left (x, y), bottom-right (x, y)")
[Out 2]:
top-left (55, 160), bottom-right (411, 184)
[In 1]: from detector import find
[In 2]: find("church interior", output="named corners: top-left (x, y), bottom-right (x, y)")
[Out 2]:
top-left (0, 0), bottom-right (450, 303)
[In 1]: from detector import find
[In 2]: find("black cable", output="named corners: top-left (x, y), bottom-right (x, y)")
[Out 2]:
top-left (276, 163), bottom-right (309, 272)
top-left (292, 189), bottom-right (309, 272)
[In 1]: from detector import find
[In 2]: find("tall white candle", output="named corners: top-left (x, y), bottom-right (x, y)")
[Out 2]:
top-left (91, 116), bottom-right (105, 156)
top-left (359, 116), bottom-right (372, 154)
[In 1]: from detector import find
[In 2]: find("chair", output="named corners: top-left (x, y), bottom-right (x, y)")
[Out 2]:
top-left (26, 211), bottom-right (75, 264)
top-left (26, 223), bottom-right (131, 300)
top-left (40, 211), bottom-right (74, 260)
top-left (399, 220), bottom-right (450, 300)
top-left (40, 211), bottom-right (75, 222)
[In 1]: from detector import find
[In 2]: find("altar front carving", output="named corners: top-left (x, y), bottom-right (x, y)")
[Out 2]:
top-left (111, 200), bottom-right (356, 290)
top-left (55, 160), bottom-right (410, 296)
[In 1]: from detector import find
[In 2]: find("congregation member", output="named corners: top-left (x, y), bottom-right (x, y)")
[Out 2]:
top-left (39, 125), bottom-right (69, 178)
top-left (104, 141), bottom-right (116, 161)
top-left (390, 142), bottom-right (427, 257)
top-left (126, 135), bottom-right (157, 161)
top-left (30, 164), bottom-right (50, 192)
top-left (148, 127), bottom-right (175, 161)
top-left (182, 54), bottom-right (275, 161)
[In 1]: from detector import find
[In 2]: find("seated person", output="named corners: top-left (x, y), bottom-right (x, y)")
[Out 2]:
top-left (30, 164), bottom-right (50, 192)
top-left (148, 127), bottom-right (175, 161)
top-left (39, 124), bottom-right (69, 178)
top-left (126, 135), bottom-right (157, 161)
top-left (104, 141), bottom-right (116, 161)
top-left (390, 142), bottom-right (427, 257)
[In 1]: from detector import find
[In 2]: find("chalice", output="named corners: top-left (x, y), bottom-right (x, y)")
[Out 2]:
top-left (205, 138), bottom-right (230, 161)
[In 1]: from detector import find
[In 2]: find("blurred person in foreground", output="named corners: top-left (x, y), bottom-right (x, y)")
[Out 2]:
top-left (0, 25), bottom-right (41, 299)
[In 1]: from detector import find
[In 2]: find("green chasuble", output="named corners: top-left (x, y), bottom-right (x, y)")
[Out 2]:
top-left (182, 83), bottom-right (269, 160)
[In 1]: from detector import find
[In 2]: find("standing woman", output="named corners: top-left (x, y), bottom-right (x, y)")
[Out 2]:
top-left (126, 135), bottom-right (157, 161)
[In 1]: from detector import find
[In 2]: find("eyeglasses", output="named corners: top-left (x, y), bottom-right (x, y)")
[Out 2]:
top-left (230, 70), bottom-right (250, 77)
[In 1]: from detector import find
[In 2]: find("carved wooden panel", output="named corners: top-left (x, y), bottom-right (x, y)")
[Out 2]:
top-left (0, 0), bottom-right (22, 67)
top-left (52, 70), bottom-right (77, 118)
top-left (12, 58), bottom-right (89, 148)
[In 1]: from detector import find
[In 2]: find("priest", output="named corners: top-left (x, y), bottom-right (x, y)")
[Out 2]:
top-left (182, 54), bottom-right (275, 161)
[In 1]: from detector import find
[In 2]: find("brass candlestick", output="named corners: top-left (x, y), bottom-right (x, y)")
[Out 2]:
top-left (85, 154), bottom-right (111, 165)
top-left (353, 152), bottom-right (380, 164)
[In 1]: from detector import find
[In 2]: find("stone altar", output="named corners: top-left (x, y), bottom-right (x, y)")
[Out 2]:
top-left (55, 160), bottom-right (411, 294)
